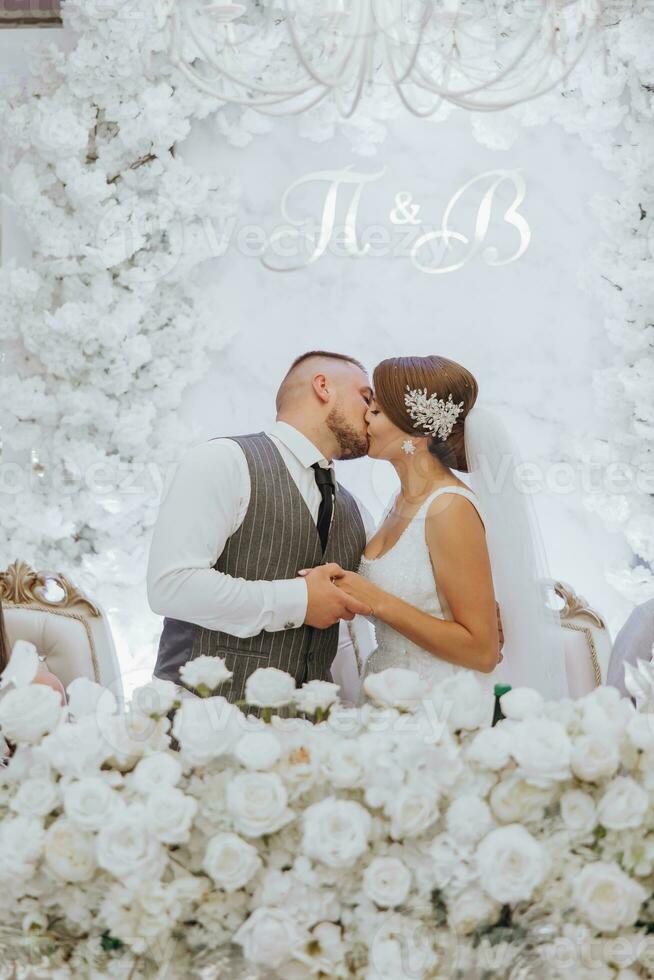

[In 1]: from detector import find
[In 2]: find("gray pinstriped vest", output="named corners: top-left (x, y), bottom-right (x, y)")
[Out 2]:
top-left (154, 433), bottom-right (367, 703)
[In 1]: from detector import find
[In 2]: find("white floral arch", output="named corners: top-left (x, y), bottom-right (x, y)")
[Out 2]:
top-left (0, 0), bottom-right (652, 669)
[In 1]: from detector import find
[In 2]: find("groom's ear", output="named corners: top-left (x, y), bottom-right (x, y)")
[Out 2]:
top-left (312, 372), bottom-right (332, 403)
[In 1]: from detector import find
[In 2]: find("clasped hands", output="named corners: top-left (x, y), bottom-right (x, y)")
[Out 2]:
top-left (299, 562), bottom-right (376, 630)
top-left (299, 562), bottom-right (505, 661)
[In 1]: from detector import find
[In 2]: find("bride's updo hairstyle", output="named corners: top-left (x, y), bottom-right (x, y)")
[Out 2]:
top-left (373, 355), bottom-right (478, 472)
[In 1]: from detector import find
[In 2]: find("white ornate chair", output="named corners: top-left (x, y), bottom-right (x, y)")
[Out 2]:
top-left (552, 580), bottom-right (612, 697)
top-left (1, 560), bottom-right (124, 702)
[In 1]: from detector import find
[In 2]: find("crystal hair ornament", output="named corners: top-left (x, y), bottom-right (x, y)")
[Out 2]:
top-left (404, 386), bottom-right (464, 441)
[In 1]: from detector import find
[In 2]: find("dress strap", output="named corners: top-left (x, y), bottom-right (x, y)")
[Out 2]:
top-left (419, 486), bottom-right (486, 531)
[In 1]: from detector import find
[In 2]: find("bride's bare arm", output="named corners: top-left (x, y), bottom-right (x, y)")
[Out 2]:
top-left (332, 496), bottom-right (500, 673)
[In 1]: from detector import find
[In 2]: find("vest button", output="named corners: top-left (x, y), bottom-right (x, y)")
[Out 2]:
top-left (283, 621), bottom-right (295, 630)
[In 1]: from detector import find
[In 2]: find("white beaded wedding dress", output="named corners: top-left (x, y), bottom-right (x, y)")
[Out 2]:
top-left (358, 486), bottom-right (496, 691)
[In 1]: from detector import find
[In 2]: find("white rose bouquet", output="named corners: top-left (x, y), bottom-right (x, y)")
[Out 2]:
top-left (1, 665), bottom-right (654, 978)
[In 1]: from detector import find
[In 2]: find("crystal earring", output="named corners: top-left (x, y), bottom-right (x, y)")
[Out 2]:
top-left (401, 439), bottom-right (417, 455)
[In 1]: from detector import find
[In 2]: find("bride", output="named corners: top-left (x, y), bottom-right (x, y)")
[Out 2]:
top-left (331, 354), bottom-right (569, 700)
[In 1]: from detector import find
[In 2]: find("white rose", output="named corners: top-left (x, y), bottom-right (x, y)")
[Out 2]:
top-left (10, 777), bottom-right (59, 818)
top-left (500, 687), bottom-right (545, 721)
top-left (489, 777), bottom-right (554, 824)
top-left (429, 833), bottom-right (474, 890)
top-left (0, 684), bottom-right (63, 743)
top-left (66, 676), bottom-right (117, 720)
top-left (203, 832), bottom-right (262, 892)
top-left (1, 640), bottom-right (38, 687)
top-left (245, 668), bottom-right (296, 708)
top-left (234, 907), bottom-right (308, 969)
top-left (44, 817), bottom-right (96, 882)
top-left (227, 772), bottom-right (293, 837)
top-left (445, 795), bottom-right (494, 845)
top-left (571, 735), bottom-right (620, 782)
top-left (40, 714), bottom-right (112, 778)
top-left (597, 777), bottom-right (649, 831)
top-left (579, 687), bottom-right (633, 735)
top-left (509, 718), bottom-right (571, 781)
top-left (573, 862), bottom-right (647, 933)
top-left (172, 696), bottom-right (243, 765)
top-left (129, 678), bottom-right (179, 717)
top-left (447, 886), bottom-right (500, 935)
top-left (321, 739), bottom-right (367, 789)
top-left (560, 790), bottom-right (597, 836)
top-left (363, 856), bottom-right (411, 908)
top-left (627, 713), bottom-right (654, 751)
top-left (63, 776), bottom-right (122, 831)
top-left (233, 729), bottom-right (282, 770)
top-left (368, 913), bottom-right (438, 979)
top-left (96, 805), bottom-right (166, 886)
top-left (477, 825), bottom-right (548, 904)
top-left (387, 777), bottom-right (440, 840)
top-left (363, 668), bottom-right (427, 711)
top-left (179, 656), bottom-right (233, 693)
top-left (430, 672), bottom-right (494, 731)
top-left (294, 680), bottom-right (340, 715)
top-left (128, 752), bottom-right (183, 794)
top-left (100, 712), bottom-right (171, 770)
top-left (144, 786), bottom-right (198, 844)
top-left (467, 726), bottom-right (512, 770)
top-left (0, 815), bottom-right (45, 880)
top-left (302, 797), bottom-right (371, 868)
top-left (542, 697), bottom-right (578, 728)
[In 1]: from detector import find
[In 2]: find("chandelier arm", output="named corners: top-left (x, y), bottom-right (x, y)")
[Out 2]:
top-left (172, 56), bottom-right (329, 109)
top-left (410, 10), bottom-right (552, 100)
top-left (236, 85), bottom-right (335, 117)
top-left (282, 0), bottom-right (370, 92)
top-left (380, 0), bottom-right (441, 87)
top-left (177, 1), bottom-right (321, 100)
top-left (332, 14), bottom-right (376, 119)
top-left (410, 19), bottom-right (596, 111)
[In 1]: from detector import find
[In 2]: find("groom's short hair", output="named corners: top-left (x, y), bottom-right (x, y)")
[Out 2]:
top-left (276, 350), bottom-right (366, 411)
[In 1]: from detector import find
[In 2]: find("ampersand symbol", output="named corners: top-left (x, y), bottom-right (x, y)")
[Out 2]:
top-left (389, 190), bottom-right (422, 226)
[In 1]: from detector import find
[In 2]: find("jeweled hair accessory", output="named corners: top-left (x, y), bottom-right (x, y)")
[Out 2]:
top-left (404, 385), bottom-right (465, 441)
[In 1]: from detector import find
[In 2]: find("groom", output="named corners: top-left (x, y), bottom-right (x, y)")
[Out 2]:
top-left (147, 350), bottom-right (376, 703)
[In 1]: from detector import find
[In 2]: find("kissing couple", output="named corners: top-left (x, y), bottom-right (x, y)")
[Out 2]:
top-left (148, 350), bottom-right (568, 707)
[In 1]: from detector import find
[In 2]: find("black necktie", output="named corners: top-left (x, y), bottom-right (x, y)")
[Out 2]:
top-left (312, 463), bottom-right (335, 552)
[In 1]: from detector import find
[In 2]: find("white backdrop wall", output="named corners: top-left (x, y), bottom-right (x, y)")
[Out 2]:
top-left (179, 111), bottom-right (633, 635)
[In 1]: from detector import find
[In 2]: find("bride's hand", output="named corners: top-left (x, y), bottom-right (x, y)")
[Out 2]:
top-left (297, 566), bottom-right (382, 616)
top-left (329, 569), bottom-right (382, 614)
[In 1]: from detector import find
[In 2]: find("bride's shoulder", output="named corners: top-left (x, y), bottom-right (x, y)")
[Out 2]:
top-left (424, 486), bottom-right (485, 532)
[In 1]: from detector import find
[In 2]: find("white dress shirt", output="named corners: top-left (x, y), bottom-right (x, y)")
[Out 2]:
top-left (147, 422), bottom-right (375, 648)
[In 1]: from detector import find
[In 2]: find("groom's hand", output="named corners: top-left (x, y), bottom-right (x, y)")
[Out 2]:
top-left (300, 563), bottom-right (372, 628)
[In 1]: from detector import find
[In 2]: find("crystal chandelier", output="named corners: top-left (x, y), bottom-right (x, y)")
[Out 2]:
top-left (170, 0), bottom-right (603, 117)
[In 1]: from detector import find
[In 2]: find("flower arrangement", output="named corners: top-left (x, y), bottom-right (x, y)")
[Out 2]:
top-left (1, 650), bottom-right (654, 978)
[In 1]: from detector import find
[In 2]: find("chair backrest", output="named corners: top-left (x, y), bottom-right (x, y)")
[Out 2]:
top-left (553, 580), bottom-right (612, 697)
top-left (1, 560), bottom-right (124, 703)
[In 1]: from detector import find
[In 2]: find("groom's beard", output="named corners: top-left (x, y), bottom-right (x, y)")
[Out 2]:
top-left (327, 404), bottom-right (369, 460)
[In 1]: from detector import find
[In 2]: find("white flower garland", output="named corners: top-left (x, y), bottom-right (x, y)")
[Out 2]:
top-left (0, 0), bottom-right (239, 648)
